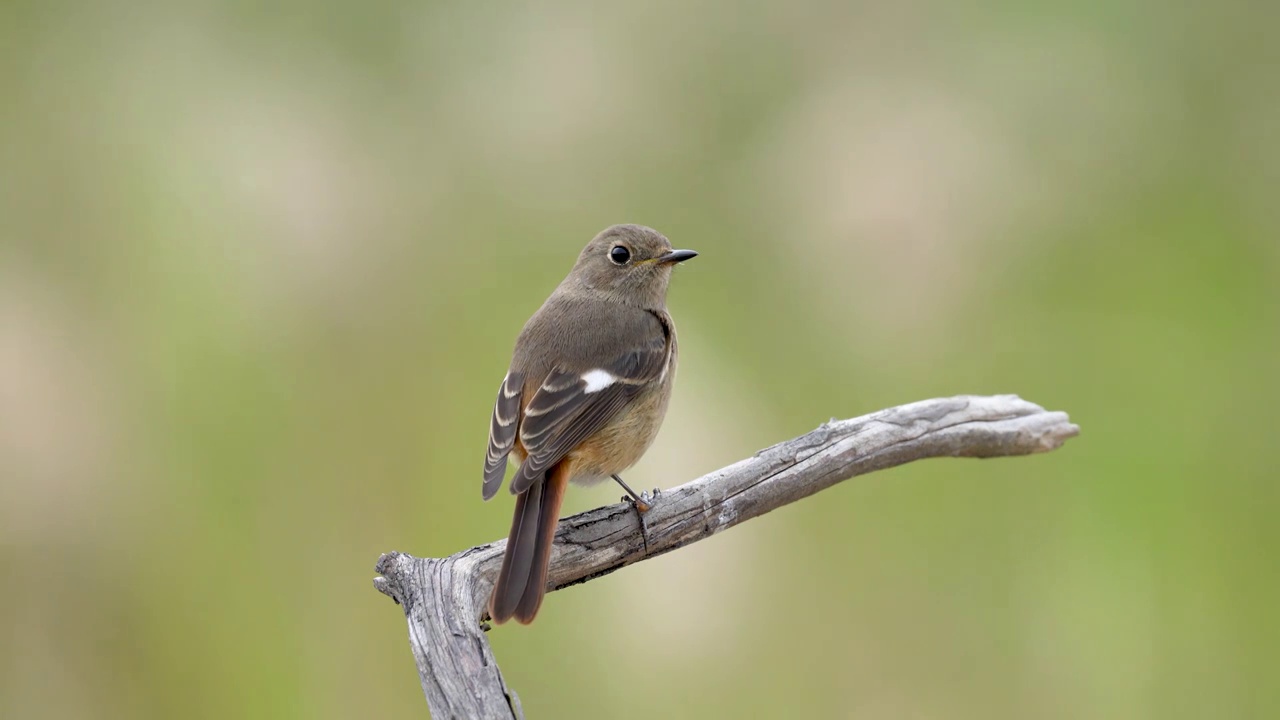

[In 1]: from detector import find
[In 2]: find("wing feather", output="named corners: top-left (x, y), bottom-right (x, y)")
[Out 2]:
top-left (482, 372), bottom-right (524, 500)
top-left (509, 328), bottom-right (670, 494)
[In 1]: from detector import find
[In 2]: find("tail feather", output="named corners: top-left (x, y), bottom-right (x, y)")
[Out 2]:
top-left (488, 462), bottom-right (570, 624)
top-left (489, 480), bottom-right (542, 623)
top-left (514, 464), bottom-right (571, 622)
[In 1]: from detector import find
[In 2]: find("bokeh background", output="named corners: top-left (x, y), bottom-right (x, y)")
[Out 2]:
top-left (2, 1), bottom-right (1276, 718)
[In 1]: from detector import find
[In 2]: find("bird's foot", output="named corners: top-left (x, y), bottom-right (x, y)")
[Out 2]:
top-left (612, 474), bottom-right (655, 514)
top-left (635, 488), bottom-right (663, 513)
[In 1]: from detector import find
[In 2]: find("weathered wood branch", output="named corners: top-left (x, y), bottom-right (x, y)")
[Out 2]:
top-left (374, 394), bottom-right (1079, 719)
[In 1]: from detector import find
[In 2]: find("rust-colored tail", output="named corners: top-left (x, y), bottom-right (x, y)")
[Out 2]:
top-left (488, 461), bottom-right (570, 624)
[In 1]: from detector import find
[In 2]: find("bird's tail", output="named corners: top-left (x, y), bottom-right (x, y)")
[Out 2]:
top-left (488, 461), bottom-right (570, 624)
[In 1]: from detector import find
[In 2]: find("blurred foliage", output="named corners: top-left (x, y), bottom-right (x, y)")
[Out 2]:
top-left (1, 1), bottom-right (1276, 718)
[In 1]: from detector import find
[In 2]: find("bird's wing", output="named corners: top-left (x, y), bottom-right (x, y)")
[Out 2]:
top-left (509, 325), bottom-right (670, 494)
top-left (482, 371), bottom-right (525, 500)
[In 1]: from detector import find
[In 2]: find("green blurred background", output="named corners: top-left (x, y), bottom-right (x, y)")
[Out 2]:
top-left (2, 1), bottom-right (1276, 718)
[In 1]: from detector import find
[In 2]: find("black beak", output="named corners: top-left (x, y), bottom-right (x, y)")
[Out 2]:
top-left (656, 249), bottom-right (698, 264)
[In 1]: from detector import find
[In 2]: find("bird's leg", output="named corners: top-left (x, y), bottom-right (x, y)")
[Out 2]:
top-left (612, 473), bottom-right (654, 556)
top-left (611, 473), bottom-right (653, 513)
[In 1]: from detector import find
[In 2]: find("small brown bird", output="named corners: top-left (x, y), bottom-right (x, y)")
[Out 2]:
top-left (482, 224), bottom-right (697, 624)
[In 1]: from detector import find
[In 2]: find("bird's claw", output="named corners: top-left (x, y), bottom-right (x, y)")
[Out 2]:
top-left (612, 474), bottom-right (660, 513)
top-left (633, 492), bottom-right (653, 514)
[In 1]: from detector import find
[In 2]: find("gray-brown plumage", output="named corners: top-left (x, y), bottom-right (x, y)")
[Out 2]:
top-left (482, 224), bottom-right (697, 624)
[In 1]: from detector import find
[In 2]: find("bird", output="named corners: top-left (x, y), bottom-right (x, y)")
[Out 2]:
top-left (482, 224), bottom-right (697, 624)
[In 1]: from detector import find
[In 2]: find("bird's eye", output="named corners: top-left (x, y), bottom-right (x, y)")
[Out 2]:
top-left (609, 245), bottom-right (631, 265)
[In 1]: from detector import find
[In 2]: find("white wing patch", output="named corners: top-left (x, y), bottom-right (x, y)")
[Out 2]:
top-left (581, 369), bottom-right (616, 393)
